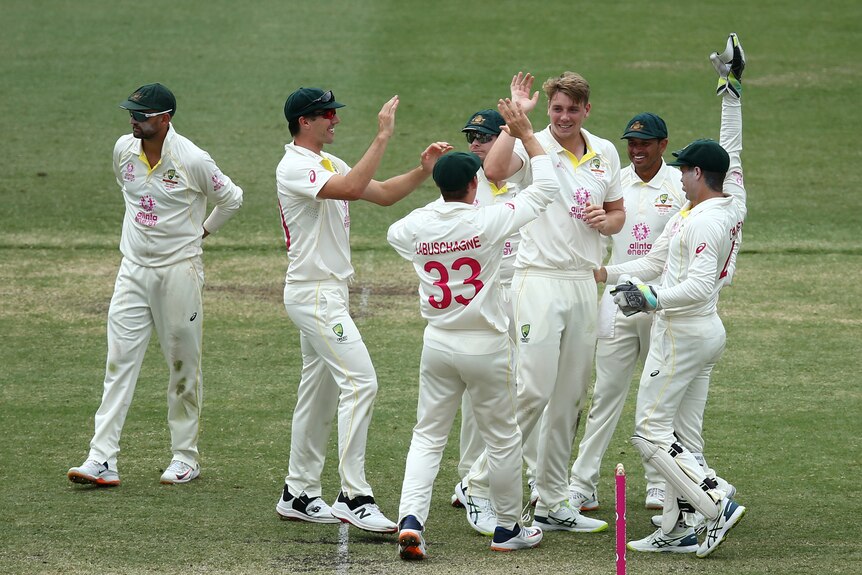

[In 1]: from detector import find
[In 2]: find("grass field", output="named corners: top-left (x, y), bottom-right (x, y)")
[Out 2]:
top-left (1, 1), bottom-right (861, 574)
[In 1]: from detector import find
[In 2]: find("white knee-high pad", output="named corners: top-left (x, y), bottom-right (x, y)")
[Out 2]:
top-left (661, 482), bottom-right (681, 533)
top-left (631, 435), bottom-right (719, 520)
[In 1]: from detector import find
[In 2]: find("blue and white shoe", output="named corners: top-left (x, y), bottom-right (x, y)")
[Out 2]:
top-left (532, 500), bottom-right (608, 532)
top-left (628, 527), bottom-right (698, 553)
top-left (466, 493), bottom-right (496, 536)
top-left (490, 524), bottom-right (543, 551)
top-left (696, 497), bottom-right (746, 558)
top-left (398, 515), bottom-right (426, 560)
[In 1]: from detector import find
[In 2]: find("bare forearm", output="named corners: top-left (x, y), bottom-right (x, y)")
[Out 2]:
top-left (370, 166), bottom-right (429, 206)
top-left (600, 208), bottom-right (626, 236)
top-left (483, 131), bottom-right (518, 181)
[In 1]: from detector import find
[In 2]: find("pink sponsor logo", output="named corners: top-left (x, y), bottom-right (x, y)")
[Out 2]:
top-left (136, 195), bottom-right (158, 227)
top-left (211, 171), bottom-right (225, 191)
top-left (632, 222), bottom-right (651, 241)
top-left (123, 162), bottom-right (135, 182)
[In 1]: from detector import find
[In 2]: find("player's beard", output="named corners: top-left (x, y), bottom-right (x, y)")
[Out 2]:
top-left (132, 121), bottom-right (160, 140)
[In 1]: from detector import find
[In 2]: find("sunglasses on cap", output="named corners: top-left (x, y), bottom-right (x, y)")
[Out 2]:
top-left (128, 109), bottom-right (172, 122)
top-left (311, 90), bottom-right (334, 105)
top-left (465, 132), bottom-right (495, 144)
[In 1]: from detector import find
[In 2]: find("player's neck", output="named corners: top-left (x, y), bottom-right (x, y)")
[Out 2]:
top-left (690, 188), bottom-right (724, 208)
top-left (294, 134), bottom-right (323, 155)
top-left (634, 163), bottom-right (660, 183)
top-left (141, 136), bottom-right (166, 168)
top-left (555, 131), bottom-right (586, 159)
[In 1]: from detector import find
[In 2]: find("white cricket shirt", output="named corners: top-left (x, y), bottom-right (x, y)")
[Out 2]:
top-left (606, 194), bottom-right (742, 318)
top-left (276, 142), bottom-right (354, 282)
top-left (388, 156), bottom-right (558, 334)
top-left (510, 127), bottom-right (623, 272)
top-left (113, 124), bottom-right (243, 267)
top-left (608, 161), bottom-right (685, 269)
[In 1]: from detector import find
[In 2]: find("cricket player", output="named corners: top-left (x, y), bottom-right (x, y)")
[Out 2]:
top-left (68, 83), bottom-right (243, 487)
top-left (389, 98), bottom-right (553, 559)
top-left (568, 112), bottom-right (685, 512)
top-left (462, 71), bottom-right (623, 535)
top-left (600, 33), bottom-right (748, 558)
top-left (448, 109), bottom-right (529, 507)
top-left (274, 87), bottom-right (450, 533)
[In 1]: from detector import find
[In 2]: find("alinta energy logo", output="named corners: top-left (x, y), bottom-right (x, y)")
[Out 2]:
top-left (136, 195), bottom-right (158, 227)
top-left (628, 222), bottom-right (652, 256)
top-left (520, 324), bottom-right (531, 343)
top-left (332, 323), bottom-right (347, 343)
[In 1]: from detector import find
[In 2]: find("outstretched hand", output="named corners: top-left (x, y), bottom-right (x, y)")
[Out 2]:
top-left (420, 142), bottom-right (454, 172)
top-left (377, 96), bottom-right (399, 139)
top-left (511, 72), bottom-right (539, 114)
top-left (497, 98), bottom-right (533, 141)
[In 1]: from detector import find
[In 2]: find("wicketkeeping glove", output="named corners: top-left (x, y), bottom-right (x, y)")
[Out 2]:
top-left (610, 278), bottom-right (659, 316)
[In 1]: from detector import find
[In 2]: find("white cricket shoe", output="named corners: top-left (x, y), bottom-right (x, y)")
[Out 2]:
top-left (532, 500), bottom-right (608, 532)
top-left (67, 459), bottom-right (120, 487)
top-left (398, 515), bottom-right (426, 560)
top-left (466, 493), bottom-right (496, 536)
top-left (451, 481), bottom-right (467, 508)
top-left (569, 488), bottom-right (600, 511)
top-left (715, 476), bottom-right (737, 499)
top-left (276, 485), bottom-right (340, 524)
top-left (528, 478), bottom-right (539, 507)
top-left (645, 487), bottom-right (665, 510)
top-left (160, 460), bottom-right (200, 484)
top-left (697, 497), bottom-right (746, 558)
top-left (710, 32), bottom-right (746, 98)
top-left (330, 492), bottom-right (397, 533)
top-left (628, 527), bottom-right (699, 553)
top-left (490, 524), bottom-right (543, 551)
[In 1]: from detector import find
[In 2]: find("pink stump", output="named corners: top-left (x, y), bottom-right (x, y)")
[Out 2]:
top-left (615, 463), bottom-right (626, 575)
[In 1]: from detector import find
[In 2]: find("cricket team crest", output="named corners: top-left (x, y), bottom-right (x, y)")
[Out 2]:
top-left (332, 323), bottom-right (347, 343)
top-left (589, 157), bottom-right (605, 180)
top-left (520, 324), bottom-right (531, 343)
top-left (654, 192), bottom-right (674, 216)
top-left (162, 168), bottom-right (179, 190)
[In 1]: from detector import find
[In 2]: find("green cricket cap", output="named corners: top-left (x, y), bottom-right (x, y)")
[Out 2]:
top-left (284, 87), bottom-right (345, 121)
top-left (621, 112), bottom-right (667, 140)
top-left (120, 83), bottom-right (176, 114)
top-left (462, 109), bottom-right (504, 135)
top-left (432, 152), bottom-right (482, 192)
top-left (668, 139), bottom-right (730, 173)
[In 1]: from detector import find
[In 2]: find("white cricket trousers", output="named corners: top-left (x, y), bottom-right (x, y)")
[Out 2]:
top-left (456, 279), bottom-right (522, 478)
top-left (399, 327), bottom-right (523, 528)
top-left (634, 314), bottom-right (726, 485)
top-left (89, 256), bottom-right (204, 470)
top-left (283, 280), bottom-right (377, 499)
top-left (569, 296), bottom-right (663, 496)
top-left (467, 269), bottom-right (597, 516)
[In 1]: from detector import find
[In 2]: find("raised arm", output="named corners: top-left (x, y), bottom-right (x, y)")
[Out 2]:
top-left (483, 72), bottom-right (539, 182)
top-left (316, 96), bottom-right (400, 201)
top-left (361, 141), bottom-right (452, 206)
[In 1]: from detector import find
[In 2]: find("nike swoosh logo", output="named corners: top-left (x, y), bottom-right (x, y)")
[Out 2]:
top-left (175, 469), bottom-right (192, 480)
